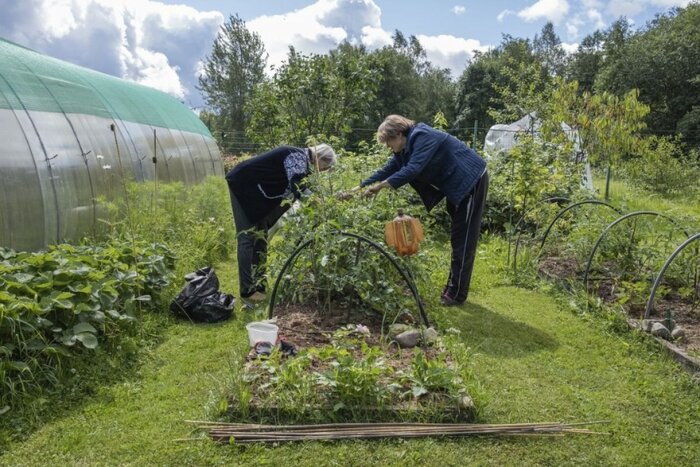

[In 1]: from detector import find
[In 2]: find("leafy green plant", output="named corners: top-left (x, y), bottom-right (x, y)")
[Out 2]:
top-left (622, 136), bottom-right (700, 197)
top-left (0, 239), bottom-right (174, 408)
top-left (267, 143), bottom-right (436, 323)
top-left (234, 330), bottom-right (476, 423)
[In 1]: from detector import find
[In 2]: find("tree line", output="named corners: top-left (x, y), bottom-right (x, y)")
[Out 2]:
top-left (198, 3), bottom-right (700, 153)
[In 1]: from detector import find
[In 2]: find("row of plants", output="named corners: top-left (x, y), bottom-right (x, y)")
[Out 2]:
top-left (1, 176), bottom-right (236, 427)
top-left (0, 239), bottom-right (175, 411)
top-left (509, 194), bottom-right (700, 340)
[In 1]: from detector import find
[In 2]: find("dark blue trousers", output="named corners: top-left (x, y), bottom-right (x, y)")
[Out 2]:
top-left (444, 171), bottom-right (489, 303)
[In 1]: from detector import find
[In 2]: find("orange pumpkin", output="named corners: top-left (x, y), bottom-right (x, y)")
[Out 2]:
top-left (384, 209), bottom-right (424, 256)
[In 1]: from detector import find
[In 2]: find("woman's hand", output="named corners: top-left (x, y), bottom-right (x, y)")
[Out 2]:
top-left (337, 186), bottom-right (361, 201)
top-left (363, 181), bottom-right (390, 198)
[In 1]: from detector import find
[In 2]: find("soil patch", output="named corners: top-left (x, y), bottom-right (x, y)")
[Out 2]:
top-left (538, 254), bottom-right (700, 357)
top-left (233, 304), bottom-right (473, 423)
top-left (254, 303), bottom-right (440, 367)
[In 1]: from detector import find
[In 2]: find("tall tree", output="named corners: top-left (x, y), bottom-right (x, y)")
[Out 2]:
top-left (566, 30), bottom-right (605, 93)
top-left (368, 31), bottom-right (454, 124)
top-left (198, 14), bottom-right (267, 136)
top-left (454, 36), bottom-right (545, 134)
top-left (245, 44), bottom-right (379, 148)
top-left (533, 22), bottom-right (567, 76)
top-left (595, 5), bottom-right (700, 145)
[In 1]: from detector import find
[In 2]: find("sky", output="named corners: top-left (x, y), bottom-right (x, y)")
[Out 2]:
top-left (0, 0), bottom-right (694, 109)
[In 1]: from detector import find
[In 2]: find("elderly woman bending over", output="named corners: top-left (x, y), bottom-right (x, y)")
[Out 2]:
top-left (346, 115), bottom-right (488, 306)
top-left (226, 144), bottom-right (337, 302)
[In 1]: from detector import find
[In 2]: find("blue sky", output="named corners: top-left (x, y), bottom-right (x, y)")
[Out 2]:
top-left (0, 0), bottom-right (693, 108)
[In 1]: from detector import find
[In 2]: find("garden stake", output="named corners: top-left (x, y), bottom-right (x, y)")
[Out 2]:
top-left (187, 420), bottom-right (610, 444)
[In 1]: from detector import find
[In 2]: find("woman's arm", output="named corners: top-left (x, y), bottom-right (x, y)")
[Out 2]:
top-left (385, 133), bottom-right (443, 189)
top-left (359, 155), bottom-right (401, 187)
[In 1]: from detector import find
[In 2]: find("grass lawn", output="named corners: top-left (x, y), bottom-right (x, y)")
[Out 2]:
top-left (1, 229), bottom-right (699, 466)
top-left (594, 177), bottom-right (700, 222)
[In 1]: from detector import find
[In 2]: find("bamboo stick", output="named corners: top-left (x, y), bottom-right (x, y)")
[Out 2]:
top-left (189, 420), bottom-right (611, 444)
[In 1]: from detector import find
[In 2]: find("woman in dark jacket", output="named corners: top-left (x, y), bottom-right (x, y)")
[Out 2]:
top-left (226, 144), bottom-right (337, 301)
top-left (348, 114), bottom-right (488, 306)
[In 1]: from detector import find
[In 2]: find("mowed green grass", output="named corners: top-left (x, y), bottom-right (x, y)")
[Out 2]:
top-left (1, 232), bottom-right (699, 466)
top-left (594, 177), bottom-right (700, 222)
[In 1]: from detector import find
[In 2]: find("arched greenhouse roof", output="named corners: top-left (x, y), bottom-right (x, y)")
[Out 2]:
top-left (0, 37), bottom-right (212, 136)
top-left (0, 37), bottom-right (223, 251)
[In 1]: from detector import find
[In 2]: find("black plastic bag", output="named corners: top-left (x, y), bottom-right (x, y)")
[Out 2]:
top-left (170, 267), bottom-right (235, 323)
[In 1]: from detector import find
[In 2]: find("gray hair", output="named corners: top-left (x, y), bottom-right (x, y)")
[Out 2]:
top-left (310, 143), bottom-right (337, 170)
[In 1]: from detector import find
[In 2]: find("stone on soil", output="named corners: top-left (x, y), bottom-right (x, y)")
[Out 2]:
top-left (671, 326), bottom-right (686, 341)
top-left (395, 329), bottom-right (421, 348)
top-left (651, 322), bottom-right (671, 340)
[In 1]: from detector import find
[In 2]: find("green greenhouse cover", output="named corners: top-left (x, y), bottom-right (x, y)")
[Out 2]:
top-left (0, 38), bottom-right (211, 137)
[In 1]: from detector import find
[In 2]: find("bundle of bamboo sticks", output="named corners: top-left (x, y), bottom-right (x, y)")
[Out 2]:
top-left (186, 420), bottom-right (609, 444)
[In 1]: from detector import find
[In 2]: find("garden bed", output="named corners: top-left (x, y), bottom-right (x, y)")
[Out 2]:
top-left (538, 255), bottom-right (700, 364)
top-left (227, 304), bottom-right (476, 424)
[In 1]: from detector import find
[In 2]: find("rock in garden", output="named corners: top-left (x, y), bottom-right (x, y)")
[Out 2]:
top-left (422, 327), bottom-right (439, 345)
top-left (395, 329), bottom-right (421, 348)
top-left (650, 322), bottom-right (672, 340)
top-left (460, 395), bottom-right (474, 409)
top-left (671, 326), bottom-right (686, 341)
top-left (388, 323), bottom-right (413, 339)
top-left (642, 319), bottom-right (661, 332)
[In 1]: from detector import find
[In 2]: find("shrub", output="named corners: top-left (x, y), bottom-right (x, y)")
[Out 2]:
top-left (623, 135), bottom-right (700, 197)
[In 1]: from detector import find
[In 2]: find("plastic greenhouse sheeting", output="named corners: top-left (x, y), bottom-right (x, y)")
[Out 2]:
top-left (483, 113), bottom-right (594, 191)
top-left (0, 38), bottom-right (223, 251)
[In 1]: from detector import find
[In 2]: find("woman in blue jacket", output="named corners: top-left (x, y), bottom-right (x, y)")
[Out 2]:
top-left (226, 144), bottom-right (337, 302)
top-left (351, 114), bottom-right (488, 306)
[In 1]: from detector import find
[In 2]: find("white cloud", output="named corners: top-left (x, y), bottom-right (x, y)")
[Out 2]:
top-left (565, 15), bottom-right (585, 37)
top-left (517, 0), bottom-right (571, 24)
top-left (0, 0), bottom-right (223, 105)
top-left (606, 0), bottom-right (645, 16)
top-left (605, 0), bottom-right (690, 17)
top-left (248, 0), bottom-right (384, 70)
top-left (248, 0), bottom-right (486, 77)
top-left (452, 5), bottom-right (466, 15)
top-left (417, 35), bottom-right (488, 76)
top-left (361, 25), bottom-right (393, 48)
top-left (587, 8), bottom-right (606, 28)
top-left (497, 9), bottom-right (516, 22)
top-left (561, 42), bottom-right (579, 54)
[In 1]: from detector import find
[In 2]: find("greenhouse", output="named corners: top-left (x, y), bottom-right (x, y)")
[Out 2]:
top-left (0, 38), bottom-right (223, 251)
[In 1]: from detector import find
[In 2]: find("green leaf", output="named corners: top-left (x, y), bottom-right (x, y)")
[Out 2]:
top-left (13, 273), bottom-right (35, 284)
top-left (72, 322), bottom-right (97, 334)
top-left (411, 385), bottom-right (428, 398)
top-left (0, 291), bottom-right (15, 302)
top-left (76, 332), bottom-right (98, 349)
top-left (53, 299), bottom-right (74, 310)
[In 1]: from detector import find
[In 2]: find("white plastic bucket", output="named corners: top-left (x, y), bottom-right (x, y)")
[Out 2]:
top-left (246, 322), bottom-right (278, 347)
